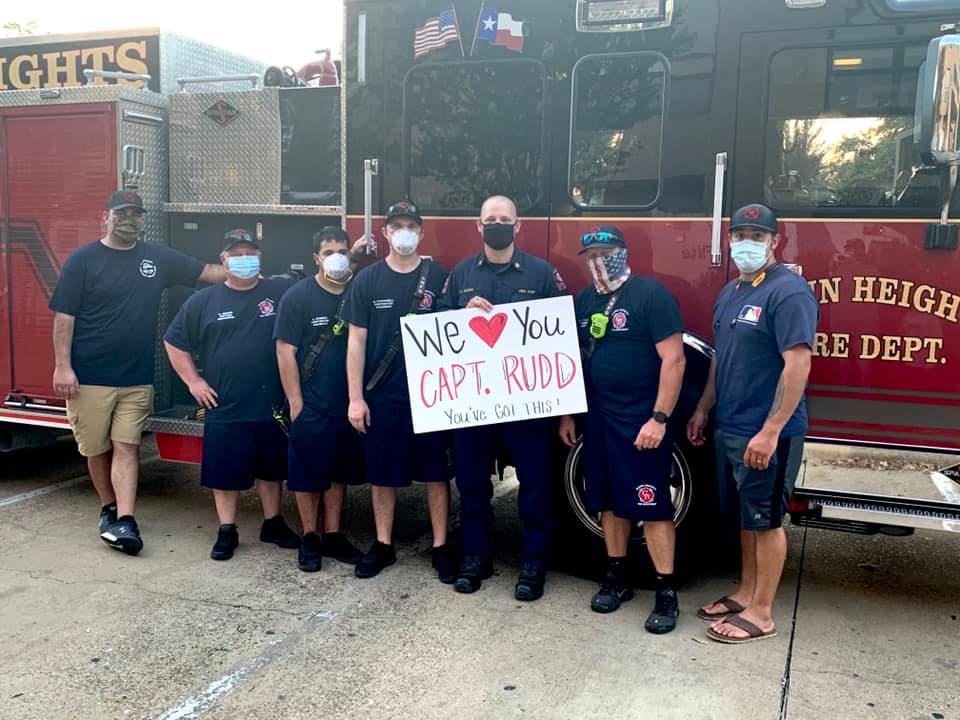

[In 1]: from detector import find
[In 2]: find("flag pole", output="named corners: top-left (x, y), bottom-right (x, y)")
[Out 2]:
top-left (451, 5), bottom-right (466, 57)
top-left (469, 5), bottom-right (485, 58)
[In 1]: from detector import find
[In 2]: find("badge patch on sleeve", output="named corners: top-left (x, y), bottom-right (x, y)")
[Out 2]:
top-left (737, 305), bottom-right (763, 325)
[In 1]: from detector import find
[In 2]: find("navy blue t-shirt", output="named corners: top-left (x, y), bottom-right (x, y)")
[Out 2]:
top-left (164, 278), bottom-right (294, 424)
top-left (713, 264), bottom-right (819, 437)
top-left (438, 249), bottom-right (566, 310)
top-left (273, 276), bottom-right (349, 417)
top-left (575, 276), bottom-right (683, 420)
top-left (49, 241), bottom-right (205, 386)
top-left (341, 258), bottom-right (449, 403)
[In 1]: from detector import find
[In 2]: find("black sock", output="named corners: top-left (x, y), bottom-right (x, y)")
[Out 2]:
top-left (220, 523), bottom-right (237, 531)
top-left (607, 556), bottom-right (627, 578)
top-left (654, 572), bottom-right (675, 593)
top-left (102, 503), bottom-right (116, 512)
top-left (117, 514), bottom-right (135, 523)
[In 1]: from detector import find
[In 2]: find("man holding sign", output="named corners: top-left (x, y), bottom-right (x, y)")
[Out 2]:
top-left (439, 195), bottom-right (568, 601)
top-left (343, 202), bottom-right (456, 583)
top-left (560, 225), bottom-right (686, 634)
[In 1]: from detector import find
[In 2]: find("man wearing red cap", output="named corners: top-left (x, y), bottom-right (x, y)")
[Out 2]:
top-left (688, 203), bottom-right (818, 644)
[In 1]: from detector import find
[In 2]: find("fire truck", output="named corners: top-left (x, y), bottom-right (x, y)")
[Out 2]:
top-left (2, 1), bottom-right (960, 545)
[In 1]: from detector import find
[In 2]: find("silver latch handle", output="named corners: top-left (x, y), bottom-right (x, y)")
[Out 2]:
top-left (363, 159), bottom-right (380, 256)
top-left (711, 152), bottom-right (728, 268)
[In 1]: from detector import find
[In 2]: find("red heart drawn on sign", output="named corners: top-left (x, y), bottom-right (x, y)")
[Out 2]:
top-left (469, 313), bottom-right (509, 349)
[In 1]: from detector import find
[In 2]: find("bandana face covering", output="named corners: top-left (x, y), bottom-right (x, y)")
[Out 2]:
top-left (588, 249), bottom-right (631, 294)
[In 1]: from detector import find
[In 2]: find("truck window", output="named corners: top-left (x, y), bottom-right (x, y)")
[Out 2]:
top-left (885, 0), bottom-right (960, 11)
top-left (403, 59), bottom-right (546, 213)
top-left (568, 52), bottom-right (668, 210)
top-left (764, 44), bottom-right (939, 211)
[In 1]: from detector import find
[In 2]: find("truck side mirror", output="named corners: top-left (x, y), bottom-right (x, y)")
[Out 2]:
top-left (919, 35), bottom-right (960, 166)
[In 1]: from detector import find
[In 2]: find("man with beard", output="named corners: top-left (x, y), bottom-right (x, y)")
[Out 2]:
top-left (49, 191), bottom-right (224, 555)
top-left (275, 227), bottom-right (365, 572)
top-left (439, 195), bottom-right (567, 601)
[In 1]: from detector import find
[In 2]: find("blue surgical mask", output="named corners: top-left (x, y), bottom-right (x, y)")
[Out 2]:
top-left (730, 240), bottom-right (768, 274)
top-left (226, 255), bottom-right (261, 279)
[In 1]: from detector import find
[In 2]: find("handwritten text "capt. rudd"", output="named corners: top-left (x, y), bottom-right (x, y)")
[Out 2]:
top-left (402, 305), bottom-right (578, 409)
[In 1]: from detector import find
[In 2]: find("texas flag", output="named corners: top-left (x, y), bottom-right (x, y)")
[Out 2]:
top-left (476, 6), bottom-right (525, 53)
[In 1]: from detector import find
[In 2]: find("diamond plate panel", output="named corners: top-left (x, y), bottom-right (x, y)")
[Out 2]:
top-left (169, 89), bottom-right (281, 205)
top-left (159, 32), bottom-right (268, 96)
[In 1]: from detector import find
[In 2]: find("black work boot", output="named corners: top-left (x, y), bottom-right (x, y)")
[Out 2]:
top-left (453, 555), bottom-right (494, 594)
top-left (514, 560), bottom-right (546, 602)
top-left (211, 524), bottom-right (239, 561)
top-left (298, 531), bottom-right (323, 572)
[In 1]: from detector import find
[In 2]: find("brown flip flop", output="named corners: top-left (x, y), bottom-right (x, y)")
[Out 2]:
top-left (707, 614), bottom-right (777, 644)
top-left (696, 595), bottom-right (746, 621)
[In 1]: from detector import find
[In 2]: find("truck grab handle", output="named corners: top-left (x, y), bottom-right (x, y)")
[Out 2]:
top-left (176, 75), bottom-right (260, 91)
top-left (83, 69), bottom-right (152, 84)
top-left (711, 152), bottom-right (727, 268)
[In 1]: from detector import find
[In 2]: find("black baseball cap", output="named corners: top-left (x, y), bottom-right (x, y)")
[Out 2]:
top-left (579, 224), bottom-right (626, 255)
top-left (384, 201), bottom-right (422, 226)
top-left (222, 228), bottom-right (260, 251)
top-left (730, 204), bottom-right (778, 235)
top-left (106, 190), bottom-right (145, 213)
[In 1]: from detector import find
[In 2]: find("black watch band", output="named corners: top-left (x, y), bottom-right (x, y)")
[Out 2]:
top-left (652, 411), bottom-right (670, 424)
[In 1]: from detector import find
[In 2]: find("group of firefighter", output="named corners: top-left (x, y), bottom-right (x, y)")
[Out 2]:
top-left (49, 190), bottom-right (817, 644)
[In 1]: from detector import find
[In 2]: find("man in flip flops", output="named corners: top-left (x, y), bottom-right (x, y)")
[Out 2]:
top-left (687, 204), bottom-right (818, 643)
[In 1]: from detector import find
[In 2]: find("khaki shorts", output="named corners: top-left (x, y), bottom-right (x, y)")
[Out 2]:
top-left (66, 384), bottom-right (154, 457)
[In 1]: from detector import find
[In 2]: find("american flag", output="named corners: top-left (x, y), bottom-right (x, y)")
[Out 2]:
top-left (414, 10), bottom-right (461, 58)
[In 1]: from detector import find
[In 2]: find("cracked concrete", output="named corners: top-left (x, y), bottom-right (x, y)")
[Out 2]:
top-left (0, 439), bottom-right (958, 719)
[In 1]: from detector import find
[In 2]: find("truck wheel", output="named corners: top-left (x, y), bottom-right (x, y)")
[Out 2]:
top-left (561, 435), bottom-right (696, 545)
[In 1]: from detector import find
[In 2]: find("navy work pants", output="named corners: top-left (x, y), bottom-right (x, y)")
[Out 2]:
top-left (454, 418), bottom-right (557, 562)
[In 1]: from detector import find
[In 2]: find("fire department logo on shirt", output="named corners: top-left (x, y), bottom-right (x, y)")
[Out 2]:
top-left (258, 299), bottom-right (276, 317)
top-left (419, 290), bottom-right (435, 310)
top-left (139, 259), bottom-right (157, 278)
top-left (611, 309), bottom-right (628, 331)
top-left (310, 315), bottom-right (330, 327)
top-left (636, 484), bottom-right (657, 506)
top-left (737, 305), bottom-right (763, 325)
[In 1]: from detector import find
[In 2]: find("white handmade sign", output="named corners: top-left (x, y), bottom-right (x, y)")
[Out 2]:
top-left (400, 296), bottom-right (588, 433)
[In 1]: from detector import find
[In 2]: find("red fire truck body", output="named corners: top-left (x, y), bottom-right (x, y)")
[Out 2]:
top-left (2, 3), bottom-right (960, 540)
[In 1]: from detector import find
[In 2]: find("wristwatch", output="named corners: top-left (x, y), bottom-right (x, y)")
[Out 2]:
top-left (651, 411), bottom-right (670, 424)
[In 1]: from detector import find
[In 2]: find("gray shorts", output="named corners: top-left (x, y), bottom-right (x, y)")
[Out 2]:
top-left (714, 429), bottom-right (804, 531)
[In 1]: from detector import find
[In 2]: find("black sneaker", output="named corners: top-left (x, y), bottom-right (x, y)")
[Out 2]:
top-left (355, 541), bottom-right (396, 578)
top-left (454, 555), bottom-right (494, 594)
top-left (260, 515), bottom-right (301, 549)
top-left (319, 532), bottom-right (363, 565)
top-left (211, 524), bottom-right (239, 561)
top-left (591, 570), bottom-right (635, 614)
top-left (298, 531), bottom-right (323, 572)
top-left (645, 588), bottom-right (680, 634)
top-left (98, 503), bottom-right (118, 534)
top-left (432, 544), bottom-right (456, 585)
top-left (515, 561), bottom-right (546, 602)
top-left (100, 516), bottom-right (143, 556)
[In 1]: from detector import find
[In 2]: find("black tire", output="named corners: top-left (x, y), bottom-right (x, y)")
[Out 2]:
top-left (555, 432), bottom-right (722, 578)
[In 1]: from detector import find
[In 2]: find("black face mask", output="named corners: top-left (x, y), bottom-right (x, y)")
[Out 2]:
top-left (482, 222), bottom-right (515, 251)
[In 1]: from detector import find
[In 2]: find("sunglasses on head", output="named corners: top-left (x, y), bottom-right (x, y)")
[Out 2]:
top-left (581, 230), bottom-right (620, 247)
top-left (226, 230), bottom-right (253, 244)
